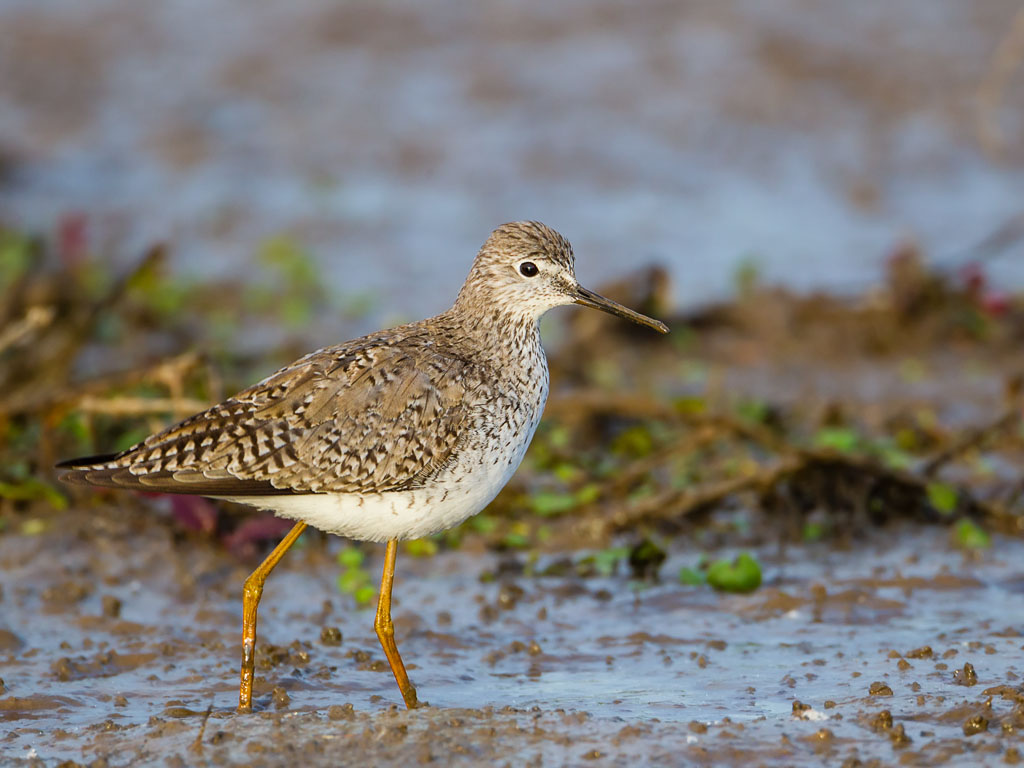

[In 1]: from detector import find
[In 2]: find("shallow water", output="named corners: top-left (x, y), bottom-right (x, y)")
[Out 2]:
top-left (1, 0), bottom-right (1023, 325)
top-left (3, 508), bottom-right (1022, 766)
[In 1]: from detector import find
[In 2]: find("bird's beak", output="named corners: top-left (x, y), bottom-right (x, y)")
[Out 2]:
top-left (572, 285), bottom-right (670, 334)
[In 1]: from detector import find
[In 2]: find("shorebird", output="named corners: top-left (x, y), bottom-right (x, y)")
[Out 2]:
top-left (57, 221), bottom-right (668, 712)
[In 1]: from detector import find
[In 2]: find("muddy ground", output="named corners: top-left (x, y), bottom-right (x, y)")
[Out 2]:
top-left (3, 508), bottom-right (1024, 767)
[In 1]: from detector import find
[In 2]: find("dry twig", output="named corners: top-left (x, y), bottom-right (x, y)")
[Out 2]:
top-left (0, 305), bottom-right (56, 355)
top-left (603, 457), bottom-right (803, 535)
top-left (72, 395), bottom-right (210, 419)
top-left (922, 408), bottom-right (1022, 477)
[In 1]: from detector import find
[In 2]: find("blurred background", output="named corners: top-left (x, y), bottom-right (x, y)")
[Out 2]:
top-left (4, 3), bottom-right (1024, 765)
top-left (2, 0), bottom-right (1023, 324)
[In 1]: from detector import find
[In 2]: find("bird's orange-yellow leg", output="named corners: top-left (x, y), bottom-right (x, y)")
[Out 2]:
top-left (238, 521), bottom-right (307, 713)
top-left (375, 539), bottom-right (420, 709)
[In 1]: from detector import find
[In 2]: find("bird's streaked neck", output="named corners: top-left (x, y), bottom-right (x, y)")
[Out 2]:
top-left (442, 294), bottom-right (545, 363)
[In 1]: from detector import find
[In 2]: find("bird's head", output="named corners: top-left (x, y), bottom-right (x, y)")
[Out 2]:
top-left (457, 221), bottom-right (669, 333)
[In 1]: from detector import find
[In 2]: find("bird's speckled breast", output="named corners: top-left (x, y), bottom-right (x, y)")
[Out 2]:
top-left (242, 330), bottom-right (550, 543)
top-left (392, 326), bottom-right (550, 538)
top-left (432, 345), bottom-right (549, 516)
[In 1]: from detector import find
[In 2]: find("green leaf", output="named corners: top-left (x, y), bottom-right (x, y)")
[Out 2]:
top-left (546, 425), bottom-right (571, 450)
top-left (706, 553), bottom-right (762, 593)
top-left (953, 519), bottom-right (990, 550)
top-left (529, 491), bottom-right (577, 517)
top-left (735, 399), bottom-right (768, 425)
top-left (336, 569), bottom-right (368, 594)
top-left (57, 412), bottom-right (93, 453)
top-left (501, 532), bottom-right (529, 549)
top-left (353, 585), bottom-right (377, 607)
top-left (280, 295), bottom-right (312, 329)
top-left (114, 428), bottom-right (151, 453)
top-left (876, 443), bottom-right (914, 470)
top-left (0, 478), bottom-right (68, 510)
top-left (574, 483), bottom-right (602, 506)
top-left (802, 521), bottom-right (826, 542)
top-left (20, 518), bottom-right (47, 535)
top-left (337, 547), bottom-right (365, 569)
top-left (672, 395), bottom-right (707, 416)
top-left (0, 229), bottom-right (33, 290)
top-left (404, 539), bottom-right (438, 558)
top-left (611, 425), bottom-right (654, 458)
top-left (814, 427), bottom-right (860, 453)
top-left (678, 567), bottom-right (704, 586)
top-left (926, 482), bottom-right (958, 516)
top-left (628, 538), bottom-right (667, 580)
top-left (469, 514), bottom-right (496, 534)
top-left (591, 546), bottom-right (629, 577)
top-left (552, 462), bottom-right (581, 483)
top-left (259, 235), bottom-right (317, 287)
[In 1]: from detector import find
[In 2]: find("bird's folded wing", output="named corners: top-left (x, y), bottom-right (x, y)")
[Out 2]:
top-left (58, 339), bottom-right (488, 496)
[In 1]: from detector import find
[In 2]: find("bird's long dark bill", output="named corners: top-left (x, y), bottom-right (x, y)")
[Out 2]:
top-left (573, 285), bottom-right (670, 333)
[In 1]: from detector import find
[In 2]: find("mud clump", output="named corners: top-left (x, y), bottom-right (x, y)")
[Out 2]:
top-left (963, 715), bottom-right (989, 736)
top-left (953, 662), bottom-right (979, 686)
top-left (319, 626), bottom-right (343, 646)
top-left (869, 710), bottom-right (894, 732)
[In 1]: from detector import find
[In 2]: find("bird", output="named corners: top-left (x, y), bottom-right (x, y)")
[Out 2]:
top-left (57, 221), bottom-right (669, 713)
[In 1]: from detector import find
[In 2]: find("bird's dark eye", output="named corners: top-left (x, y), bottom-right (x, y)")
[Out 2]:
top-left (519, 261), bottom-right (539, 277)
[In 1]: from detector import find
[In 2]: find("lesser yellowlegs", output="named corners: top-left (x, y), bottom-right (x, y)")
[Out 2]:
top-left (58, 221), bottom-right (669, 712)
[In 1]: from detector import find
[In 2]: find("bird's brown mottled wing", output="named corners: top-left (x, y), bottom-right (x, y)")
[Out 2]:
top-left (58, 335), bottom-right (488, 496)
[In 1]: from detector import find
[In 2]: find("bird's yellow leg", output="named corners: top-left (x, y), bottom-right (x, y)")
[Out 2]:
top-left (374, 539), bottom-right (420, 709)
top-left (238, 521), bottom-right (307, 713)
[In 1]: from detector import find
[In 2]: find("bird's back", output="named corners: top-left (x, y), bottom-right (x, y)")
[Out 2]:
top-left (58, 312), bottom-right (547, 505)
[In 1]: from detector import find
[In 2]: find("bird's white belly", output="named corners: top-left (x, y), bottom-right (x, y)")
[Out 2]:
top-left (222, 413), bottom-right (540, 543)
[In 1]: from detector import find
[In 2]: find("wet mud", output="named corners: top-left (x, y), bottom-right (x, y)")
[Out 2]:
top-left (3, 509), bottom-right (1024, 766)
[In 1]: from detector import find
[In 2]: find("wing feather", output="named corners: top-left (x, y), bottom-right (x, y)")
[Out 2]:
top-left (58, 332), bottom-right (490, 497)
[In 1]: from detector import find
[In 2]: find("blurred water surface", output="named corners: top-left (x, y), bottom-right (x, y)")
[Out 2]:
top-left (1, 0), bottom-right (1022, 323)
